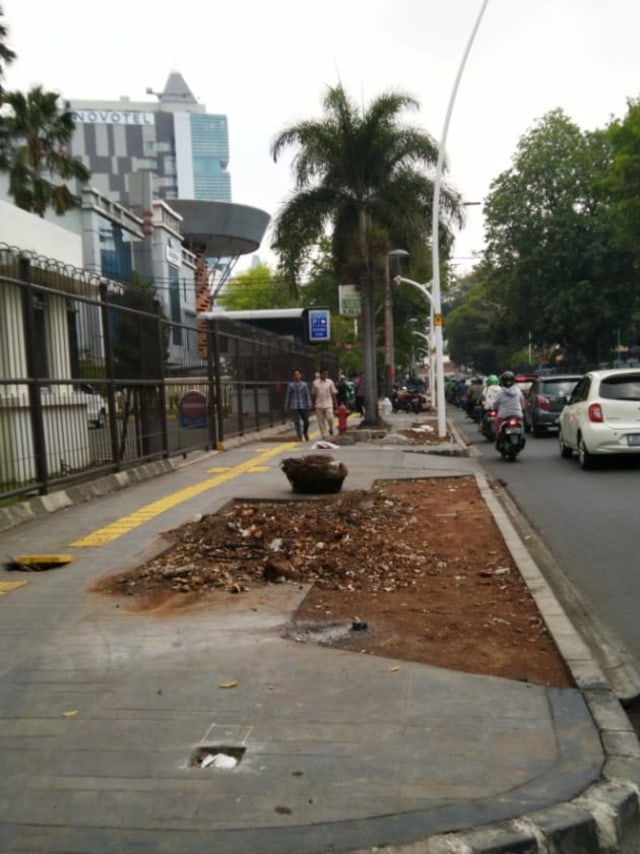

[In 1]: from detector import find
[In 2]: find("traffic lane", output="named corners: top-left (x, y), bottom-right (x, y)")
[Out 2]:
top-left (451, 407), bottom-right (640, 663)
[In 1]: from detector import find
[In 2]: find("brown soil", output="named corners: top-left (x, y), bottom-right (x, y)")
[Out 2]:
top-left (91, 470), bottom-right (574, 689)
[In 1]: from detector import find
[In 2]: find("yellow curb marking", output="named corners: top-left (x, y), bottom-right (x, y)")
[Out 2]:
top-left (70, 441), bottom-right (299, 548)
top-left (12, 554), bottom-right (74, 568)
top-left (0, 580), bottom-right (29, 597)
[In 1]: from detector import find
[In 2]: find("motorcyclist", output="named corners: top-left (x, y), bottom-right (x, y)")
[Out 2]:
top-left (493, 371), bottom-right (525, 444)
top-left (481, 374), bottom-right (500, 410)
top-left (465, 376), bottom-right (485, 421)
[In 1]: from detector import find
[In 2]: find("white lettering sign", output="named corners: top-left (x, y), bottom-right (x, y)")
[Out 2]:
top-left (72, 110), bottom-right (154, 126)
top-left (339, 284), bottom-right (361, 317)
top-left (166, 247), bottom-right (182, 268)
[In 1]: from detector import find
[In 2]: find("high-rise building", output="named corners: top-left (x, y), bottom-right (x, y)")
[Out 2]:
top-left (66, 72), bottom-right (231, 206)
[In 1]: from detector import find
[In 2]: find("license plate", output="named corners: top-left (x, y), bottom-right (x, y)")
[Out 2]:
top-left (627, 434), bottom-right (640, 446)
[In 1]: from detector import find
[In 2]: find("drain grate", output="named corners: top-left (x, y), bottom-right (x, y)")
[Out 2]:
top-left (190, 745), bottom-right (246, 769)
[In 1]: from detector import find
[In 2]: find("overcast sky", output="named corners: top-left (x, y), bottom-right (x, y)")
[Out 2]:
top-left (4, 0), bottom-right (640, 274)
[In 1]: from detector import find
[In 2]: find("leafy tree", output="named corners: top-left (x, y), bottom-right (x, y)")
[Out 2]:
top-left (607, 98), bottom-right (640, 262)
top-left (483, 109), bottom-right (638, 367)
top-left (218, 263), bottom-right (299, 310)
top-left (1, 86), bottom-right (90, 216)
top-left (270, 83), bottom-right (463, 423)
top-left (445, 269), bottom-right (504, 372)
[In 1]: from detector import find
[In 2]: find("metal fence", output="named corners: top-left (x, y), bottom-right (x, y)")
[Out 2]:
top-left (0, 246), bottom-right (335, 502)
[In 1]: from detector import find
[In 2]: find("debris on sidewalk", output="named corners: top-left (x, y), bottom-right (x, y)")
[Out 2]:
top-left (90, 476), bottom-right (574, 687)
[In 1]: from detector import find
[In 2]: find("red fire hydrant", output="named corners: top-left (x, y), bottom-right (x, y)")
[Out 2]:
top-left (336, 403), bottom-right (350, 434)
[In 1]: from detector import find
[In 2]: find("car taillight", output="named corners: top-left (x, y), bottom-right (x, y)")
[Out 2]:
top-left (537, 394), bottom-right (550, 411)
top-left (588, 403), bottom-right (604, 422)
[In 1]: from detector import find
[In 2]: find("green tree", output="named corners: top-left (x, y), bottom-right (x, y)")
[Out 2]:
top-left (606, 98), bottom-right (640, 350)
top-left (445, 271), bottom-right (509, 373)
top-left (607, 99), bottom-right (640, 263)
top-left (1, 86), bottom-right (90, 216)
top-left (483, 109), bottom-right (637, 367)
top-left (270, 83), bottom-right (462, 424)
top-left (218, 263), bottom-right (299, 310)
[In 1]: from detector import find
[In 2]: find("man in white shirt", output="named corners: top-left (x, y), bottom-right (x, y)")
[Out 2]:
top-left (312, 367), bottom-right (338, 440)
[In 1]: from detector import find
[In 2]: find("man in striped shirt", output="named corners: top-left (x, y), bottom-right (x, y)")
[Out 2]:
top-left (284, 369), bottom-right (311, 441)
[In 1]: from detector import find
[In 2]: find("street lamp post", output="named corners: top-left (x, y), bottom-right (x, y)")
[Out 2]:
top-left (384, 249), bottom-right (409, 399)
top-left (431, 0), bottom-right (489, 438)
top-left (395, 275), bottom-right (441, 419)
top-left (412, 330), bottom-right (432, 398)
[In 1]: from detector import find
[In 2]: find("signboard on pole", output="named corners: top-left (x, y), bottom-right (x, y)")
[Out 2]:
top-left (308, 309), bottom-right (331, 343)
top-left (338, 284), bottom-right (361, 317)
top-left (178, 390), bottom-right (208, 429)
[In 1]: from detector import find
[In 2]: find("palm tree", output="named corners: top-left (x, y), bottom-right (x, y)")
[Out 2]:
top-left (1, 86), bottom-right (90, 217)
top-left (271, 83), bottom-right (462, 425)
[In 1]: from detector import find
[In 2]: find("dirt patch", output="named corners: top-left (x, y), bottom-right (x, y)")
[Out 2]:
top-left (91, 471), bottom-right (573, 689)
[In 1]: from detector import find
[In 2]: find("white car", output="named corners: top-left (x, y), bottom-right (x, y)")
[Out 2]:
top-left (558, 368), bottom-right (640, 469)
top-left (75, 384), bottom-right (107, 428)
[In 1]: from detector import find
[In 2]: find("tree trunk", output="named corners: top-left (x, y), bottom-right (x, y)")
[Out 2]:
top-left (360, 269), bottom-right (382, 427)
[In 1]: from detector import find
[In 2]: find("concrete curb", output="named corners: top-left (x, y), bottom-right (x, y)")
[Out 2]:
top-left (0, 457), bottom-right (179, 534)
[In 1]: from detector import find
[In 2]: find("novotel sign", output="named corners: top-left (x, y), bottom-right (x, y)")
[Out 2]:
top-left (72, 110), bottom-right (155, 126)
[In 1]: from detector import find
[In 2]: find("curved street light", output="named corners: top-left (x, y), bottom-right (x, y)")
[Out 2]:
top-left (395, 275), bottom-right (438, 418)
top-left (384, 249), bottom-right (410, 397)
top-left (431, 0), bottom-right (489, 437)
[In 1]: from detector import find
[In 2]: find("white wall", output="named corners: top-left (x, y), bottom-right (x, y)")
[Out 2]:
top-left (0, 174), bottom-right (84, 267)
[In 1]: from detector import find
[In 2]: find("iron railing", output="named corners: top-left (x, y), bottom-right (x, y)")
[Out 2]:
top-left (0, 246), bottom-right (334, 501)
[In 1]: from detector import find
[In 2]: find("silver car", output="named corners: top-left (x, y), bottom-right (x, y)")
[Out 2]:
top-left (558, 368), bottom-right (640, 469)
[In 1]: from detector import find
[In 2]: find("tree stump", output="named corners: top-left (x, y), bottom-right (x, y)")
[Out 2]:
top-left (280, 454), bottom-right (348, 494)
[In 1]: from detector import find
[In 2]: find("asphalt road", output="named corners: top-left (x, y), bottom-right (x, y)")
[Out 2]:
top-left (451, 407), bottom-right (640, 684)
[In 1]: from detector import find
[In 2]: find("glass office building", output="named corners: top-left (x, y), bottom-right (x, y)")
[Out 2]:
top-left (67, 72), bottom-right (231, 206)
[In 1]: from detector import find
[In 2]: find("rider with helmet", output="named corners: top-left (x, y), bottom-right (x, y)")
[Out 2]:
top-left (493, 371), bottom-right (525, 443)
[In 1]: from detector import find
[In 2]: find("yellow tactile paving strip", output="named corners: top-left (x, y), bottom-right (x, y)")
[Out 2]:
top-left (69, 441), bottom-right (298, 548)
top-left (0, 580), bottom-right (28, 597)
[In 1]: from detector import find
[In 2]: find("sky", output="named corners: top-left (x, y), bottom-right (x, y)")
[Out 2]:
top-left (4, 0), bottom-right (640, 275)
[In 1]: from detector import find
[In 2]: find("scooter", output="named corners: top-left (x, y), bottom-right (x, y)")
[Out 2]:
top-left (480, 407), bottom-right (497, 442)
top-left (496, 416), bottom-right (526, 461)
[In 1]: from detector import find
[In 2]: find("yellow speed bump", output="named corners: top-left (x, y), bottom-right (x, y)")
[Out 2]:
top-left (6, 554), bottom-right (74, 572)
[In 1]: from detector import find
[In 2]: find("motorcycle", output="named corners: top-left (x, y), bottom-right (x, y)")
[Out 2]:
top-left (496, 416), bottom-right (526, 462)
top-left (480, 407), bottom-right (497, 442)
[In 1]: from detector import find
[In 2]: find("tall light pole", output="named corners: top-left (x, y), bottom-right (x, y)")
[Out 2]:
top-left (395, 275), bottom-right (439, 416)
top-left (384, 249), bottom-right (410, 398)
top-left (431, 0), bottom-right (489, 438)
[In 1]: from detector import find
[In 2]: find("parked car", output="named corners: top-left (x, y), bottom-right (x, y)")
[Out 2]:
top-left (75, 384), bottom-right (107, 428)
top-left (514, 373), bottom-right (537, 402)
top-left (524, 374), bottom-right (582, 436)
top-left (558, 368), bottom-right (640, 469)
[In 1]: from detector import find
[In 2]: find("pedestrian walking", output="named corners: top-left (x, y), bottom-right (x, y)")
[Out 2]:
top-left (312, 367), bottom-right (338, 439)
top-left (284, 369), bottom-right (311, 441)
